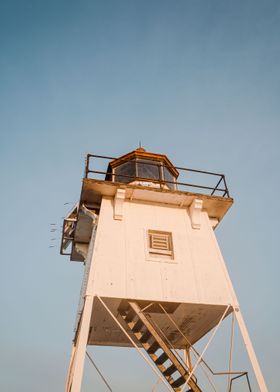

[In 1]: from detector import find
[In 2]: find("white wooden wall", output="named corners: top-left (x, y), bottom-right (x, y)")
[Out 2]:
top-left (89, 196), bottom-right (238, 307)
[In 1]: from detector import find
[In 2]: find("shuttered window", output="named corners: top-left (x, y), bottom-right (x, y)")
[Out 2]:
top-left (148, 230), bottom-right (173, 258)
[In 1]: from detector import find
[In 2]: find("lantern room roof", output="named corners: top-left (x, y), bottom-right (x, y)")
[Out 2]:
top-left (107, 148), bottom-right (179, 178)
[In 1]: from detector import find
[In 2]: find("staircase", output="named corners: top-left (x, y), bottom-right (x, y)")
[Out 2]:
top-left (119, 301), bottom-right (202, 392)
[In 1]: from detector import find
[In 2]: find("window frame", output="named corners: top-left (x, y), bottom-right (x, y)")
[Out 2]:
top-left (112, 158), bottom-right (176, 189)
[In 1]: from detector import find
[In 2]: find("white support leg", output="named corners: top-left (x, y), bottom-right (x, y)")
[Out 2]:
top-left (65, 212), bottom-right (98, 391)
top-left (65, 342), bottom-right (78, 392)
top-left (234, 309), bottom-right (268, 392)
top-left (65, 294), bottom-right (94, 392)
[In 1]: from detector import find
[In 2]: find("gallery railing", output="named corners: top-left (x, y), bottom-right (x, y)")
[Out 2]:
top-left (84, 154), bottom-right (230, 198)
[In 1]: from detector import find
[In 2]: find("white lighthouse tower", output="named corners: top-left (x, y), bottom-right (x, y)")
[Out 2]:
top-left (61, 148), bottom-right (267, 392)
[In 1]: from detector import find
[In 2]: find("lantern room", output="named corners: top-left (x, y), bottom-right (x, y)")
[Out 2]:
top-left (105, 147), bottom-right (179, 190)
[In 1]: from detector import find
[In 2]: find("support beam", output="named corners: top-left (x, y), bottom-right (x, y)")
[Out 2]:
top-left (227, 312), bottom-right (235, 392)
top-left (65, 343), bottom-right (77, 392)
top-left (64, 218), bottom-right (97, 392)
top-left (234, 309), bottom-right (268, 392)
top-left (65, 294), bottom-right (94, 392)
top-left (184, 348), bottom-right (193, 372)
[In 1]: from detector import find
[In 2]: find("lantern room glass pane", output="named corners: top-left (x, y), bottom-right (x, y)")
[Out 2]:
top-left (163, 166), bottom-right (175, 190)
top-left (114, 160), bottom-right (136, 183)
top-left (137, 159), bottom-right (161, 180)
top-left (113, 157), bottom-right (176, 188)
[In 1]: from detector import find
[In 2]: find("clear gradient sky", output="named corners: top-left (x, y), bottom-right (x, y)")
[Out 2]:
top-left (0, 1), bottom-right (279, 391)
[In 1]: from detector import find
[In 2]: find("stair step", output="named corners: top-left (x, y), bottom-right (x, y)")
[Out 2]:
top-left (163, 364), bottom-right (177, 377)
top-left (149, 353), bottom-right (157, 362)
top-left (166, 375), bottom-right (175, 384)
top-left (155, 352), bottom-right (168, 365)
top-left (147, 341), bottom-right (160, 354)
top-left (122, 301), bottom-right (202, 392)
top-left (140, 330), bottom-right (151, 343)
top-left (132, 319), bottom-right (144, 333)
top-left (171, 375), bottom-right (186, 388)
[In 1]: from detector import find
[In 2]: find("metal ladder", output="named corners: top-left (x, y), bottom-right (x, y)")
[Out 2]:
top-left (119, 301), bottom-right (202, 392)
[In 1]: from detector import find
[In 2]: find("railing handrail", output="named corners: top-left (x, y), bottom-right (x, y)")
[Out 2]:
top-left (84, 154), bottom-right (230, 198)
top-left (86, 153), bottom-right (226, 177)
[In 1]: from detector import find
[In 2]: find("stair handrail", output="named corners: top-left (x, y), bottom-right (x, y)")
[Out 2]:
top-left (143, 311), bottom-right (195, 381)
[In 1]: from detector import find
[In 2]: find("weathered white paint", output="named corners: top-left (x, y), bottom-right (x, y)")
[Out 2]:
top-left (89, 196), bottom-right (237, 306)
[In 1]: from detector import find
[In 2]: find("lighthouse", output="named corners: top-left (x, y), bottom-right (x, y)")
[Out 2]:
top-left (61, 148), bottom-right (267, 391)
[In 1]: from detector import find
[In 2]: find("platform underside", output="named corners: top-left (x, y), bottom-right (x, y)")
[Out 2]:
top-left (88, 297), bottom-right (232, 349)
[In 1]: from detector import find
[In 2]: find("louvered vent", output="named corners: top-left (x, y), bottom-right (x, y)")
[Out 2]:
top-left (148, 230), bottom-right (173, 257)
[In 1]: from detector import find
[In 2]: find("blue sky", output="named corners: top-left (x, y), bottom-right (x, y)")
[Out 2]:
top-left (0, 0), bottom-right (279, 391)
